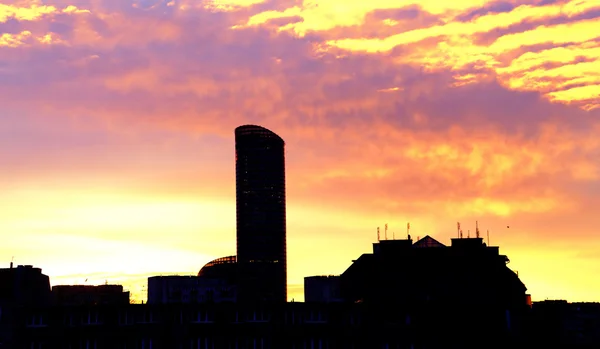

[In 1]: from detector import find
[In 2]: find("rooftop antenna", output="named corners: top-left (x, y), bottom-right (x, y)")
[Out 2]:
top-left (10, 256), bottom-right (14, 269)
top-left (476, 221), bottom-right (480, 238)
top-left (377, 227), bottom-right (380, 241)
top-left (457, 222), bottom-right (460, 238)
top-left (407, 222), bottom-right (410, 239)
top-left (460, 230), bottom-right (463, 238)
top-left (468, 230), bottom-right (470, 238)
top-left (385, 223), bottom-right (388, 240)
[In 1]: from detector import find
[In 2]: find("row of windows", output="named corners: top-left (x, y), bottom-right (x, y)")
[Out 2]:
top-left (30, 338), bottom-right (408, 349)
top-left (25, 310), bottom-right (357, 327)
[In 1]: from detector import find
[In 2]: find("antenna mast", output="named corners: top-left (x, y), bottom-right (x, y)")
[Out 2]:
top-left (385, 224), bottom-right (388, 240)
top-left (476, 221), bottom-right (480, 238)
top-left (457, 222), bottom-right (460, 238)
top-left (377, 227), bottom-right (380, 241)
top-left (407, 222), bottom-right (410, 238)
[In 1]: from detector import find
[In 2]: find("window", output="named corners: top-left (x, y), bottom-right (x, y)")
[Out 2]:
top-left (119, 310), bottom-right (134, 326)
top-left (29, 342), bottom-right (43, 349)
top-left (304, 339), bottom-right (324, 349)
top-left (206, 290), bottom-right (214, 302)
top-left (80, 340), bottom-right (97, 349)
top-left (191, 338), bottom-right (213, 349)
top-left (64, 313), bottom-right (74, 326)
top-left (26, 314), bottom-right (46, 328)
top-left (227, 339), bottom-right (239, 349)
top-left (285, 310), bottom-right (295, 325)
top-left (83, 310), bottom-right (100, 325)
top-left (140, 339), bottom-right (153, 349)
top-left (139, 310), bottom-right (155, 324)
top-left (306, 310), bottom-right (325, 323)
top-left (349, 314), bottom-right (361, 326)
top-left (192, 310), bottom-right (214, 323)
top-left (247, 310), bottom-right (268, 323)
top-left (249, 338), bottom-right (265, 349)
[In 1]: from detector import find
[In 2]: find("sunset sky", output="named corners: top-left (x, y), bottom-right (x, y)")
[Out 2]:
top-left (1, 0), bottom-right (600, 303)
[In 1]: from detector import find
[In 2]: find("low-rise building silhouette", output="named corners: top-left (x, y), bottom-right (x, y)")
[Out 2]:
top-left (148, 256), bottom-right (238, 304)
top-left (0, 264), bottom-right (51, 348)
top-left (304, 276), bottom-right (342, 303)
top-left (0, 264), bottom-right (51, 307)
top-left (530, 300), bottom-right (600, 348)
top-left (51, 285), bottom-right (130, 306)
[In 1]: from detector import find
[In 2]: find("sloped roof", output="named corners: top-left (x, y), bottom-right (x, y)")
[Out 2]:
top-left (413, 235), bottom-right (446, 248)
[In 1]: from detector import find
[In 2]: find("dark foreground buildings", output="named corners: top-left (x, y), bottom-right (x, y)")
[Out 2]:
top-left (6, 297), bottom-right (600, 349)
top-left (0, 235), bottom-right (537, 349)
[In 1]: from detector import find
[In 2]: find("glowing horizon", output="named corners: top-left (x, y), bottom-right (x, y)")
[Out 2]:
top-left (2, 0), bottom-right (600, 303)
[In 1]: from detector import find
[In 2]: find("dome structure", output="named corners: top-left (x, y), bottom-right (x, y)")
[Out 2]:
top-left (197, 255), bottom-right (237, 280)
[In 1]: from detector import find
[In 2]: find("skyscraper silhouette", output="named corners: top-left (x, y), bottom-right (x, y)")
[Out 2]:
top-left (235, 125), bottom-right (287, 303)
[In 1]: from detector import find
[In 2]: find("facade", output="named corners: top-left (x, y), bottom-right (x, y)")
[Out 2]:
top-left (235, 125), bottom-right (287, 303)
top-left (0, 265), bottom-right (51, 307)
top-left (304, 276), bottom-right (343, 303)
top-left (0, 264), bottom-right (51, 348)
top-left (530, 300), bottom-right (600, 348)
top-left (148, 256), bottom-right (238, 304)
top-left (147, 276), bottom-right (236, 304)
top-left (51, 285), bottom-right (130, 306)
top-left (4, 301), bottom-right (527, 349)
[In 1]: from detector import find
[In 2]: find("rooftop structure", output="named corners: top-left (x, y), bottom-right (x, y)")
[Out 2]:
top-left (51, 284), bottom-right (130, 306)
top-left (340, 235), bottom-right (527, 309)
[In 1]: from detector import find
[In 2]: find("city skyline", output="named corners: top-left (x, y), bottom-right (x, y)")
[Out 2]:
top-left (2, 0), bottom-right (600, 303)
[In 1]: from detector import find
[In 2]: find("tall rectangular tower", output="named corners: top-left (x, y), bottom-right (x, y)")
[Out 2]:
top-left (235, 125), bottom-right (287, 303)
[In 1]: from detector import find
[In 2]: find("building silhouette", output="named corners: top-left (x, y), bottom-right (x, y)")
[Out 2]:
top-left (304, 276), bottom-right (342, 303)
top-left (0, 264), bottom-right (51, 347)
top-left (0, 264), bottom-right (51, 307)
top-left (337, 235), bottom-right (528, 310)
top-left (235, 125), bottom-right (287, 303)
top-left (303, 234), bottom-right (533, 347)
top-left (51, 285), bottom-right (130, 306)
top-left (148, 256), bottom-right (238, 304)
